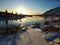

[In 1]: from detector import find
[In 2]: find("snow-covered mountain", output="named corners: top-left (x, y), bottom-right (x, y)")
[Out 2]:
top-left (43, 7), bottom-right (60, 16)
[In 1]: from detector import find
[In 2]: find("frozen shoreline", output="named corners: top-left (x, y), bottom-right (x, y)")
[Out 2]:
top-left (0, 25), bottom-right (50, 45)
top-left (0, 24), bottom-right (60, 45)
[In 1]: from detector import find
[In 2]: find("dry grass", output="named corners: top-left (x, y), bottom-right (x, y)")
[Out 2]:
top-left (42, 25), bottom-right (60, 32)
top-left (0, 25), bottom-right (21, 35)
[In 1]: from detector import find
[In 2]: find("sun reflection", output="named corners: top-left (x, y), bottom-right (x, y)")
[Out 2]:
top-left (21, 18), bottom-right (26, 22)
top-left (17, 19), bottom-right (20, 22)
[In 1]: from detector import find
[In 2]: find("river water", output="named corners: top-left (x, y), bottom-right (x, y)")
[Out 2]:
top-left (0, 16), bottom-right (45, 28)
top-left (0, 16), bottom-right (45, 45)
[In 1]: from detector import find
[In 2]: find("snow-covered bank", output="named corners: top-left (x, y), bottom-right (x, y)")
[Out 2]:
top-left (30, 24), bottom-right (60, 45)
top-left (0, 25), bottom-right (50, 45)
top-left (26, 27), bottom-right (49, 45)
top-left (0, 24), bottom-right (60, 45)
top-left (39, 25), bottom-right (60, 45)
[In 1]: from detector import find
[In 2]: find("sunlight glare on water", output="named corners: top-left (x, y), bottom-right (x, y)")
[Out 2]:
top-left (21, 16), bottom-right (45, 26)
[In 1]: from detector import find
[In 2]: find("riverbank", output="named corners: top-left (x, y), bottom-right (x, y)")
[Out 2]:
top-left (0, 25), bottom-right (50, 45)
top-left (0, 22), bottom-right (60, 45)
top-left (0, 25), bottom-right (21, 36)
top-left (29, 24), bottom-right (60, 45)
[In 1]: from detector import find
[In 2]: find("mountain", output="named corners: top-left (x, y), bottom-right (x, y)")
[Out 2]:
top-left (43, 7), bottom-right (60, 16)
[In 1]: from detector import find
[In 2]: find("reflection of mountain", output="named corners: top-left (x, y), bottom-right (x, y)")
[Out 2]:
top-left (43, 7), bottom-right (60, 16)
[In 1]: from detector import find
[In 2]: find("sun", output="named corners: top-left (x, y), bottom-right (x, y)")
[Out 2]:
top-left (16, 7), bottom-right (27, 14)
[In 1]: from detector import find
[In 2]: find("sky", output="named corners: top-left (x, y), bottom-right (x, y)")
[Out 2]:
top-left (0, 0), bottom-right (60, 14)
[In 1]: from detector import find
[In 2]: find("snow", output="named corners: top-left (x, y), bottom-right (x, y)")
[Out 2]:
top-left (0, 25), bottom-right (60, 45)
top-left (0, 25), bottom-right (50, 45)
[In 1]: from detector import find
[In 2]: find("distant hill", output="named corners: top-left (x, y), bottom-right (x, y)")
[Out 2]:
top-left (43, 7), bottom-right (60, 16)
